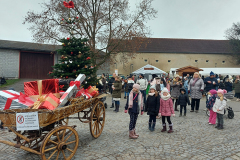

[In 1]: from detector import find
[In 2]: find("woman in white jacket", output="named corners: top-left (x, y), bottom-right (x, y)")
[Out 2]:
top-left (213, 89), bottom-right (227, 130)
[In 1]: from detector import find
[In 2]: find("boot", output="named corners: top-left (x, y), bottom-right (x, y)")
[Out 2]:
top-left (179, 113), bottom-right (182, 117)
top-left (161, 123), bottom-right (166, 132)
top-left (218, 124), bottom-right (224, 130)
top-left (148, 123), bottom-right (152, 131)
top-left (110, 103), bottom-right (114, 108)
top-left (168, 124), bottom-right (174, 133)
top-left (134, 129), bottom-right (139, 137)
top-left (116, 104), bottom-right (119, 112)
top-left (129, 130), bottom-right (138, 139)
top-left (151, 123), bottom-right (156, 131)
top-left (215, 124), bottom-right (220, 129)
top-left (184, 113), bottom-right (186, 116)
top-left (124, 96), bottom-right (126, 99)
top-left (113, 104), bottom-right (117, 112)
top-left (174, 102), bottom-right (179, 111)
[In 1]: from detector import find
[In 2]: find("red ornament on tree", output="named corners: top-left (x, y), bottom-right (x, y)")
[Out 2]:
top-left (76, 16), bottom-right (79, 19)
top-left (86, 57), bottom-right (91, 60)
top-left (62, 18), bottom-right (64, 21)
top-left (67, 37), bottom-right (70, 40)
top-left (49, 71), bottom-right (53, 74)
top-left (71, 52), bottom-right (73, 55)
top-left (63, 1), bottom-right (74, 8)
top-left (66, 76), bottom-right (69, 79)
top-left (73, 69), bottom-right (76, 73)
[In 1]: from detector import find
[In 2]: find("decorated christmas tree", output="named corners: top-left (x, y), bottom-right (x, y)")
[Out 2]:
top-left (50, 1), bottom-right (97, 88)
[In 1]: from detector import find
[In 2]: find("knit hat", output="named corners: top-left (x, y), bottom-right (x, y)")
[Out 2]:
top-left (210, 71), bottom-right (214, 76)
top-left (161, 88), bottom-right (169, 93)
top-left (140, 74), bottom-right (144, 77)
top-left (209, 89), bottom-right (217, 95)
top-left (217, 89), bottom-right (227, 95)
top-left (180, 88), bottom-right (186, 93)
top-left (133, 84), bottom-right (140, 90)
top-left (150, 85), bottom-right (156, 90)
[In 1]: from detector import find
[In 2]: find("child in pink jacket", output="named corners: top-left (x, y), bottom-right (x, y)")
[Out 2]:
top-left (159, 88), bottom-right (175, 133)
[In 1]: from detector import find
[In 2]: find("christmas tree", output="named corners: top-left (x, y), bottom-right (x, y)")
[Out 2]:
top-left (50, 1), bottom-right (97, 88)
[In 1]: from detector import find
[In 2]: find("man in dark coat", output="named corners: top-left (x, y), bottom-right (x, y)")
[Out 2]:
top-left (177, 88), bottom-right (190, 117)
top-left (108, 73), bottom-right (116, 108)
top-left (204, 71), bottom-right (219, 103)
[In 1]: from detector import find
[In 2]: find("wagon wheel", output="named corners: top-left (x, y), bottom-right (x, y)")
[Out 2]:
top-left (40, 126), bottom-right (79, 160)
top-left (78, 109), bottom-right (91, 123)
top-left (90, 101), bottom-right (105, 138)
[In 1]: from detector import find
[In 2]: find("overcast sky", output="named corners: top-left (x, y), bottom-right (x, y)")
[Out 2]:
top-left (1, 0), bottom-right (240, 43)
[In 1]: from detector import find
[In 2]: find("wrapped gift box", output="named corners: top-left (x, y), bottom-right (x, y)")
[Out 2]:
top-left (87, 86), bottom-right (99, 97)
top-left (0, 90), bottom-right (34, 110)
top-left (38, 93), bottom-right (60, 110)
top-left (24, 79), bottom-right (59, 96)
top-left (58, 74), bottom-right (86, 107)
top-left (75, 89), bottom-right (92, 99)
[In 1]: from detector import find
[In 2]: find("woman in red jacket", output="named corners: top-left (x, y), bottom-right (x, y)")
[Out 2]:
top-left (159, 88), bottom-right (175, 133)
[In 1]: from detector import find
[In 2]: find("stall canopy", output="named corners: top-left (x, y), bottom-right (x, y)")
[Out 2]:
top-left (132, 64), bottom-right (166, 74)
top-left (199, 68), bottom-right (240, 76)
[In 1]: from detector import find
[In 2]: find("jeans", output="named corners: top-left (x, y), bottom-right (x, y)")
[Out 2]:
top-left (185, 88), bottom-right (188, 95)
top-left (129, 112), bottom-right (138, 131)
top-left (149, 115), bottom-right (156, 123)
top-left (180, 105), bottom-right (186, 114)
top-left (217, 113), bottom-right (224, 125)
top-left (162, 116), bottom-right (172, 124)
top-left (191, 99), bottom-right (200, 111)
top-left (124, 91), bottom-right (129, 97)
top-left (140, 90), bottom-right (146, 104)
top-left (209, 109), bottom-right (217, 124)
top-left (115, 101), bottom-right (120, 106)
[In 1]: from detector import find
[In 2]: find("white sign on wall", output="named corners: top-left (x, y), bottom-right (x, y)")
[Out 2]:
top-left (115, 69), bottom-right (118, 76)
top-left (16, 112), bottom-right (39, 131)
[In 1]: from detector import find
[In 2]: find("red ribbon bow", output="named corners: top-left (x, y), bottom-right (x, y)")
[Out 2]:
top-left (70, 81), bottom-right (80, 89)
top-left (3, 91), bottom-right (34, 110)
top-left (63, 1), bottom-right (74, 8)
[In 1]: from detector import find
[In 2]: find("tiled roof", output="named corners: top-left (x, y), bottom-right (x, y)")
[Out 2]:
top-left (110, 38), bottom-right (233, 54)
top-left (0, 39), bottom-right (61, 52)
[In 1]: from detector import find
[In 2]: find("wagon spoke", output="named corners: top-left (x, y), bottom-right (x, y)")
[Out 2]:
top-left (47, 149), bottom-right (58, 160)
top-left (48, 139), bottom-right (58, 145)
top-left (56, 151), bottom-right (60, 160)
top-left (64, 132), bottom-right (74, 142)
top-left (62, 129), bottom-right (66, 141)
top-left (65, 140), bottom-right (76, 145)
top-left (45, 146), bottom-right (57, 152)
top-left (66, 148), bottom-right (74, 153)
top-left (99, 121), bottom-right (103, 128)
top-left (56, 131), bottom-right (60, 142)
top-left (62, 150), bottom-right (67, 160)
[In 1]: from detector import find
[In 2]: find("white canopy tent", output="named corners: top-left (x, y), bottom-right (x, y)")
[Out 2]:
top-left (132, 64), bottom-right (166, 81)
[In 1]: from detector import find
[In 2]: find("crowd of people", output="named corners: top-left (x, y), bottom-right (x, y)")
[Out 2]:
top-left (96, 71), bottom-right (240, 139)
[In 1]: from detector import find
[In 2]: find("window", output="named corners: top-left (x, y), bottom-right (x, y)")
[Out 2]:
top-left (144, 59), bottom-right (147, 62)
top-left (206, 60), bottom-right (209, 63)
top-left (156, 60), bottom-right (159, 62)
top-left (222, 61), bottom-right (225, 64)
top-left (168, 60), bottom-right (171, 62)
top-left (195, 60), bottom-right (198, 63)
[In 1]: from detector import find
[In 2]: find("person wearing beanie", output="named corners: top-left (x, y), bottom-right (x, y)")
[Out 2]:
top-left (159, 88), bottom-right (175, 133)
top-left (145, 85), bottom-right (160, 131)
top-left (136, 74), bottom-right (148, 105)
top-left (170, 75), bottom-right (182, 111)
top-left (108, 73), bottom-right (116, 108)
top-left (124, 84), bottom-right (144, 139)
top-left (213, 89), bottom-right (227, 129)
top-left (204, 71), bottom-right (219, 104)
top-left (206, 89), bottom-right (218, 125)
top-left (177, 89), bottom-right (190, 117)
top-left (112, 76), bottom-right (122, 112)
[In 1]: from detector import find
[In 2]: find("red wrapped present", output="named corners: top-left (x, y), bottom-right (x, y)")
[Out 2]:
top-left (24, 79), bottom-right (59, 97)
top-left (36, 93), bottom-right (60, 110)
top-left (87, 86), bottom-right (99, 97)
top-left (75, 89), bottom-right (92, 99)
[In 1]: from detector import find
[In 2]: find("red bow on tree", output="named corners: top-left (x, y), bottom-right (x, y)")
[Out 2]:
top-left (86, 57), bottom-right (91, 60)
top-left (63, 1), bottom-right (74, 8)
top-left (70, 81), bottom-right (81, 89)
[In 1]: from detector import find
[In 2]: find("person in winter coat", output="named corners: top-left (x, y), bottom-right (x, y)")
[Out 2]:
top-left (213, 89), bottom-right (227, 129)
top-left (145, 85), bottom-right (160, 131)
top-left (204, 71), bottom-right (219, 103)
top-left (206, 89), bottom-right (218, 125)
top-left (124, 78), bottom-right (128, 99)
top-left (159, 88), bottom-right (175, 133)
top-left (112, 76), bottom-right (122, 112)
top-left (183, 77), bottom-right (189, 95)
top-left (136, 74), bottom-right (148, 104)
top-left (177, 88), bottom-right (190, 117)
top-left (108, 73), bottom-right (116, 108)
top-left (127, 77), bottom-right (135, 94)
top-left (170, 75), bottom-right (182, 111)
top-left (188, 72), bottom-right (204, 113)
top-left (233, 79), bottom-right (240, 101)
top-left (225, 78), bottom-right (233, 93)
top-left (218, 80), bottom-right (225, 90)
top-left (124, 84), bottom-right (144, 139)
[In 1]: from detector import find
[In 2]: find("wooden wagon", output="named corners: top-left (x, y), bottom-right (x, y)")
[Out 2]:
top-left (0, 94), bottom-right (107, 160)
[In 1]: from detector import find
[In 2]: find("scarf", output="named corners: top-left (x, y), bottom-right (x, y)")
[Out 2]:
top-left (128, 90), bottom-right (143, 111)
top-left (192, 78), bottom-right (199, 86)
top-left (149, 93), bottom-right (155, 96)
top-left (161, 93), bottom-right (171, 100)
